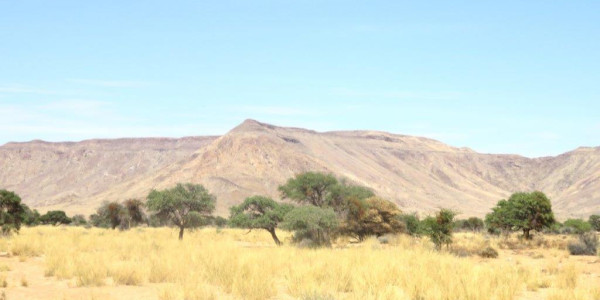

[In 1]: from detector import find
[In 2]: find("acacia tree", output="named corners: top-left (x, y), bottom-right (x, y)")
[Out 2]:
top-left (589, 215), bottom-right (600, 232)
top-left (282, 206), bottom-right (338, 247)
top-left (0, 189), bottom-right (25, 234)
top-left (485, 191), bottom-right (555, 240)
top-left (21, 203), bottom-right (41, 226)
top-left (327, 181), bottom-right (375, 213)
top-left (146, 183), bottom-right (215, 240)
top-left (341, 196), bottom-right (405, 241)
top-left (278, 172), bottom-right (338, 207)
top-left (123, 199), bottom-right (145, 228)
top-left (455, 217), bottom-right (485, 232)
top-left (40, 210), bottom-right (71, 226)
top-left (229, 196), bottom-right (293, 245)
top-left (563, 219), bottom-right (592, 234)
top-left (93, 201), bottom-right (126, 229)
top-left (424, 209), bottom-right (456, 250)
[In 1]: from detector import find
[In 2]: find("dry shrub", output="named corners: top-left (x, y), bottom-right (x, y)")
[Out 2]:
top-left (478, 246), bottom-right (499, 258)
top-left (567, 233), bottom-right (598, 256)
top-left (2, 227), bottom-right (549, 300)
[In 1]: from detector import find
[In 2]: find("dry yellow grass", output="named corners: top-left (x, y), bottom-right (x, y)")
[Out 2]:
top-left (1, 227), bottom-right (599, 300)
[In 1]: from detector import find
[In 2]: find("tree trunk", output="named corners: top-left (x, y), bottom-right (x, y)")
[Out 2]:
top-left (523, 229), bottom-right (531, 240)
top-left (267, 228), bottom-right (282, 246)
top-left (179, 226), bottom-right (185, 240)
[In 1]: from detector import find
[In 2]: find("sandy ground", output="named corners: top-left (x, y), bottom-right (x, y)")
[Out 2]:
top-left (0, 249), bottom-right (598, 300)
top-left (0, 255), bottom-right (159, 300)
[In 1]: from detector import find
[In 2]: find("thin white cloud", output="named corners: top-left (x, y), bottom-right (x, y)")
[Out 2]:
top-left (67, 79), bottom-right (147, 88)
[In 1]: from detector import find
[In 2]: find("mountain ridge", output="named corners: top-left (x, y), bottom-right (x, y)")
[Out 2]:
top-left (0, 119), bottom-right (598, 219)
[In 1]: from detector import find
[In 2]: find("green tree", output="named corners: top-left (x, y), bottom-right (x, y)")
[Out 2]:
top-left (399, 213), bottom-right (424, 236)
top-left (0, 189), bottom-right (26, 234)
top-left (71, 214), bottom-right (88, 226)
top-left (21, 204), bottom-right (41, 226)
top-left (229, 196), bottom-right (294, 245)
top-left (123, 199), bottom-right (145, 228)
top-left (589, 215), bottom-right (600, 232)
top-left (146, 183), bottom-right (216, 240)
top-left (485, 191), bottom-right (555, 240)
top-left (213, 216), bottom-right (228, 227)
top-left (341, 196), bottom-right (405, 241)
top-left (455, 217), bottom-right (484, 232)
top-left (40, 210), bottom-right (71, 226)
top-left (95, 201), bottom-right (126, 229)
top-left (278, 172), bottom-right (338, 207)
top-left (424, 209), bottom-right (456, 250)
top-left (282, 206), bottom-right (338, 247)
top-left (563, 219), bottom-right (592, 234)
top-left (327, 181), bottom-right (374, 213)
top-left (89, 210), bottom-right (110, 228)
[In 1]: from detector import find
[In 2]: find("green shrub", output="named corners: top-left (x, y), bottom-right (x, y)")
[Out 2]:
top-left (282, 206), bottom-right (338, 247)
top-left (424, 209), bottom-right (456, 250)
top-left (563, 219), bottom-right (592, 234)
top-left (455, 217), bottom-right (484, 232)
top-left (589, 215), bottom-right (600, 232)
top-left (399, 213), bottom-right (424, 236)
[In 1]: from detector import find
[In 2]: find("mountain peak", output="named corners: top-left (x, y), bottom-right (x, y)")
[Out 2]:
top-left (229, 119), bottom-right (279, 133)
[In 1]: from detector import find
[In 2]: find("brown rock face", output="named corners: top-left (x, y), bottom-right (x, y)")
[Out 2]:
top-left (0, 119), bottom-right (598, 218)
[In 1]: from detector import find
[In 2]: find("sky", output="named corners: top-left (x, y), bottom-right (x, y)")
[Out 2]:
top-left (1, 1), bottom-right (598, 157)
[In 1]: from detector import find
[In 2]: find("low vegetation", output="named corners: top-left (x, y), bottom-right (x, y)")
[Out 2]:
top-left (2, 227), bottom-right (599, 300)
top-left (1, 171), bottom-right (599, 299)
top-left (568, 232), bottom-right (598, 256)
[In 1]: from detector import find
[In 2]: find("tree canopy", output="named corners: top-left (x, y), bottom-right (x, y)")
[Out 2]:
top-left (146, 183), bottom-right (216, 240)
top-left (563, 219), bottom-right (592, 234)
top-left (40, 210), bottom-right (72, 226)
top-left (589, 215), bottom-right (600, 232)
top-left (0, 189), bottom-right (25, 234)
top-left (485, 191), bottom-right (555, 239)
top-left (282, 206), bottom-right (338, 247)
top-left (123, 199), bottom-right (146, 228)
top-left (229, 196), bottom-right (293, 245)
top-left (278, 172), bottom-right (338, 207)
top-left (327, 181), bottom-right (375, 213)
top-left (424, 209), bottom-right (456, 250)
top-left (341, 196), bottom-right (405, 241)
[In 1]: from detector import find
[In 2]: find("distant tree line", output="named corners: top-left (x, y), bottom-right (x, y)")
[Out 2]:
top-left (1, 173), bottom-right (599, 252)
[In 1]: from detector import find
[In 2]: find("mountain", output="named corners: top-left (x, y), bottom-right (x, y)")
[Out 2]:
top-left (1, 119), bottom-right (598, 218)
top-left (0, 137), bottom-right (216, 211)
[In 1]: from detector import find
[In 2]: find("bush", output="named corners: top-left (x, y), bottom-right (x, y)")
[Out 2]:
top-left (589, 215), bottom-right (600, 232)
top-left (567, 233), bottom-right (598, 256)
top-left (40, 211), bottom-right (71, 226)
top-left (399, 213), bottom-right (424, 236)
top-left (455, 217), bottom-right (484, 232)
top-left (71, 215), bottom-right (87, 226)
top-left (340, 196), bottom-right (405, 241)
top-left (485, 191), bottom-right (555, 240)
top-left (424, 209), bottom-right (456, 250)
top-left (478, 246), bottom-right (499, 258)
top-left (563, 219), bottom-right (592, 234)
top-left (282, 206), bottom-right (338, 247)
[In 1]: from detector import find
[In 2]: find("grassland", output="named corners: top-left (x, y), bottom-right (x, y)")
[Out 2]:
top-left (0, 227), bottom-right (598, 300)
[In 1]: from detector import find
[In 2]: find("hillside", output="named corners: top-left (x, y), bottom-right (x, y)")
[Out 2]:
top-left (1, 120), bottom-right (598, 218)
top-left (0, 137), bottom-right (216, 210)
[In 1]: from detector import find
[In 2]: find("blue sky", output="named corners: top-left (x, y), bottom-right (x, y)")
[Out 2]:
top-left (1, 1), bottom-right (598, 157)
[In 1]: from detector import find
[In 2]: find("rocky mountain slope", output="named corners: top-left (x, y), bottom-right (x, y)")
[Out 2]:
top-left (1, 120), bottom-right (598, 218)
